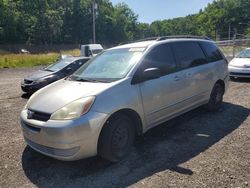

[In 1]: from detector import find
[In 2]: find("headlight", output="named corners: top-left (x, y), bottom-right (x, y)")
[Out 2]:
top-left (34, 75), bottom-right (55, 84)
top-left (228, 64), bottom-right (236, 68)
top-left (23, 90), bottom-right (37, 110)
top-left (33, 79), bottom-right (46, 84)
top-left (50, 96), bottom-right (95, 120)
top-left (23, 103), bottom-right (28, 110)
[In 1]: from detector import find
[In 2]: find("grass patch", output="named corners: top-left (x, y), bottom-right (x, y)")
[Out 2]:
top-left (0, 49), bottom-right (81, 68)
top-left (60, 49), bottom-right (80, 56)
top-left (0, 53), bottom-right (59, 68)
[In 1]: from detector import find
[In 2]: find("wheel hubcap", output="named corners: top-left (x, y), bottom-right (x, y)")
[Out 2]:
top-left (112, 125), bottom-right (129, 151)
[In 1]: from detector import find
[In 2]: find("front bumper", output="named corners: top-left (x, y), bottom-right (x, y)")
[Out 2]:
top-left (228, 66), bottom-right (250, 78)
top-left (21, 81), bottom-right (48, 93)
top-left (20, 109), bottom-right (108, 161)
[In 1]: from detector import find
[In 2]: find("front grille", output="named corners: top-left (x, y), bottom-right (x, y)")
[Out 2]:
top-left (21, 120), bottom-right (41, 132)
top-left (27, 109), bottom-right (51, 122)
top-left (24, 79), bottom-right (33, 84)
top-left (25, 123), bottom-right (41, 132)
top-left (230, 72), bottom-right (250, 76)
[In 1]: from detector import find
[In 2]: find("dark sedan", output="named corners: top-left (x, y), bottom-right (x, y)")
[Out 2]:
top-left (21, 56), bottom-right (90, 94)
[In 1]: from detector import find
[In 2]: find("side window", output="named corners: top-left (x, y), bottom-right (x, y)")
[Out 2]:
top-left (76, 60), bottom-right (84, 68)
top-left (142, 43), bottom-right (176, 75)
top-left (67, 62), bottom-right (78, 72)
top-left (200, 41), bottom-right (224, 62)
top-left (68, 60), bottom-right (87, 72)
top-left (172, 42), bottom-right (207, 70)
top-left (76, 59), bottom-right (89, 67)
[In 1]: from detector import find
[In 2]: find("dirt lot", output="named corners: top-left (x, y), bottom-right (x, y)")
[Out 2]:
top-left (0, 67), bottom-right (250, 188)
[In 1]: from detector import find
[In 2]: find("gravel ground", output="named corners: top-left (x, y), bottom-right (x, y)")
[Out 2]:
top-left (0, 67), bottom-right (249, 188)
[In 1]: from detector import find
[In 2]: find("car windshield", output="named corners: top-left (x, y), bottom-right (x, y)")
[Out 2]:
top-left (237, 49), bottom-right (250, 58)
top-left (45, 58), bottom-right (73, 72)
top-left (70, 48), bottom-right (144, 82)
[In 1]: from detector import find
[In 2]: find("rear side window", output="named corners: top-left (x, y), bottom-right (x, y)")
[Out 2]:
top-left (142, 43), bottom-right (176, 75)
top-left (76, 60), bottom-right (84, 67)
top-left (172, 42), bottom-right (207, 69)
top-left (200, 41), bottom-right (223, 62)
top-left (67, 62), bottom-right (79, 71)
top-left (76, 59), bottom-right (88, 67)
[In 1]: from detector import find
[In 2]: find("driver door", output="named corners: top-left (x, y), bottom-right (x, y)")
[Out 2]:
top-left (138, 43), bottom-right (189, 128)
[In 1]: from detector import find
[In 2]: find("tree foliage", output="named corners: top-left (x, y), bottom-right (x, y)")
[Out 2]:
top-left (0, 0), bottom-right (249, 45)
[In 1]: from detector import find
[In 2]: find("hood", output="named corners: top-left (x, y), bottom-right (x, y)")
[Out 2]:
top-left (26, 70), bottom-right (53, 81)
top-left (229, 58), bottom-right (250, 68)
top-left (27, 79), bottom-right (114, 114)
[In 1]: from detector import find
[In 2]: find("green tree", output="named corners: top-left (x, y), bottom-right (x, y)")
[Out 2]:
top-left (0, 0), bottom-right (250, 45)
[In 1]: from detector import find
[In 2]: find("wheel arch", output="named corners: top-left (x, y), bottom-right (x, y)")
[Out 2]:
top-left (101, 108), bottom-right (143, 136)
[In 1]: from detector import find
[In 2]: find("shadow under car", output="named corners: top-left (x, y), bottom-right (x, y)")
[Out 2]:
top-left (21, 102), bottom-right (249, 187)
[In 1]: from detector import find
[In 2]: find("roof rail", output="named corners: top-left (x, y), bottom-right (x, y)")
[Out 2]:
top-left (118, 37), bottom-right (160, 45)
top-left (134, 37), bottom-right (161, 42)
top-left (156, 35), bottom-right (211, 41)
top-left (118, 35), bottom-right (211, 46)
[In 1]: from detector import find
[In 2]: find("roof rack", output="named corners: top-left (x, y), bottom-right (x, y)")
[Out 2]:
top-left (119, 35), bottom-right (211, 45)
top-left (119, 37), bottom-right (160, 45)
top-left (156, 35), bottom-right (211, 41)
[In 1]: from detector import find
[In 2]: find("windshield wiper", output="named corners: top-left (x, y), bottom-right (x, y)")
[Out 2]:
top-left (45, 69), bottom-right (54, 72)
top-left (68, 75), bottom-right (113, 83)
top-left (75, 78), bottom-right (100, 82)
top-left (76, 77), bottom-right (113, 83)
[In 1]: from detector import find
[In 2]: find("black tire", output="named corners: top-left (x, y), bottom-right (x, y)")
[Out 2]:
top-left (98, 114), bottom-right (135, 162)
top-left (204, 83), bottom-right (224, 111)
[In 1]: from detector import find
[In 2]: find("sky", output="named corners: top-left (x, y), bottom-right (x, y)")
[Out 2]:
top-left (110, 0), bottom-right (214, 23)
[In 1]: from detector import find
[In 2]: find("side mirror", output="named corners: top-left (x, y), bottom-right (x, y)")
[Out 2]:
top-left (143, 68), bottom-right (161, 80)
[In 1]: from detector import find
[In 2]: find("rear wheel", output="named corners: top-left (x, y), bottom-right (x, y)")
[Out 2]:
top-left (98, 114), bottom-right (135, 162)
top-left (205, 83), bottom-right (224, 111)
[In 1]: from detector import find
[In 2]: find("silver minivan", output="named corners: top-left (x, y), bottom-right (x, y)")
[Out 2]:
top-left (20, 36), bottom-right (229, 162)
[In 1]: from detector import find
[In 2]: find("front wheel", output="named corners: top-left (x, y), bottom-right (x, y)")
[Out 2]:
top-left (204, 83), bottom-right (224, 111)
top-left (98, 114), bottom-right (135, 162)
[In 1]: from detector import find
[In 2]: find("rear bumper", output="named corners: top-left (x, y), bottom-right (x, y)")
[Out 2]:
top-left (228, 66), bottom-right (250, 78)
top-left (20, 109), bottom-right (108, 161)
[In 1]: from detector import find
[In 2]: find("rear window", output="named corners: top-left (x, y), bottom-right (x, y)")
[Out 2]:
top-left (200, 41), bottom-right (223, 62)
top-left (172, 42), bottom-right (207, 69)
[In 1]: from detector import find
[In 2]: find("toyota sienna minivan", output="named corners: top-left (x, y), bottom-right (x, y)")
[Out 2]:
top-left (20, 36), bottom-right (228, 162)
